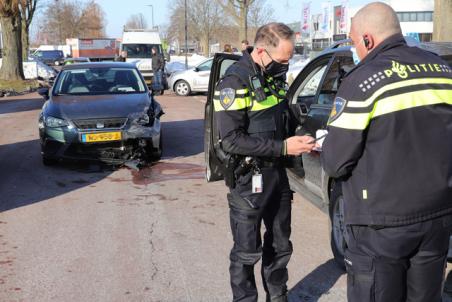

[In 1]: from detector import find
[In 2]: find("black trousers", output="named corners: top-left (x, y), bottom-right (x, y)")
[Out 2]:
top-left (345, 215), bottom-right (452, 302)
top-left (228, 167), bottom-right (293, 302)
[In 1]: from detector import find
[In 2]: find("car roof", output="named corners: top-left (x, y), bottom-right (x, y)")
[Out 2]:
top-left (320, 38), bottom-right (452, 58)
top-left (61, 61), bottom-right (136, 70)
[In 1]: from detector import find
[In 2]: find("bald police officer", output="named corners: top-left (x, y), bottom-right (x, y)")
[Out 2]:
top-left (214, 23), bottom-right (316, 302)
top-left (321, 3), bottom-right (452, 301)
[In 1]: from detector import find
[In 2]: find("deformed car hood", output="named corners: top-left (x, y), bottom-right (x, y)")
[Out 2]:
top-left (48, 93), bottom-right (151, 120)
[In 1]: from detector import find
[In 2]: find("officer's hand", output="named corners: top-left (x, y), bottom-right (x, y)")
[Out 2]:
top-left (285, 135), bottom-right (316, 156)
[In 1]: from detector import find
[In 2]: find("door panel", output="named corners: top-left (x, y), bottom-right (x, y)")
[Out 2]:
top-left (287, 55), bottom-right (333, 180)
top-left (301, 53), bottom-right (355, 193)
top-left (204, 53), bottom-right (240, 182)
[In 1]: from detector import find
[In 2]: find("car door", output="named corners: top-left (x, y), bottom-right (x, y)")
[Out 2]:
top-left (286, 51), bottom-right (355, 197)
top-left (204, 53), bottom-right (241, 181)
top-left (193, 59), bottom-right (213, 91)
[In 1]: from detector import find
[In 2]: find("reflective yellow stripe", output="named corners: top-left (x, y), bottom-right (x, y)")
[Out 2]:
top-left (347, 78), bottom-right (452, 108)
top-left (330, 88), bottom-right (452, 130)
top-left (213, 97), bottom-right (252, 111)
top-left (329, 112), bottom-right (371, 130)
top-left (250, 95), bottom-right (280, 111)
top-left (372, 89), bottom-right (452, 117)
top-left (214, 88), bottom-right (248, 96)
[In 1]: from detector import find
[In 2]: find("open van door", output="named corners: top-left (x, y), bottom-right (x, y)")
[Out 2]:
top-left (204, 53), bottom-right (241, 182)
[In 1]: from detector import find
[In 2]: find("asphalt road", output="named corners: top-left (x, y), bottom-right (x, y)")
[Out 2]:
top-left (0, 91), bottom-right (450, 302)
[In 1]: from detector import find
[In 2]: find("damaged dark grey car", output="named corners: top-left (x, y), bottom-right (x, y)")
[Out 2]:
top-left (38, 62), bottom-right (163, 166)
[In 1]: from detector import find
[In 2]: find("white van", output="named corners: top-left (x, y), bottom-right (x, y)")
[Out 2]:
top-left (121, 29), bottom-right (164, 84)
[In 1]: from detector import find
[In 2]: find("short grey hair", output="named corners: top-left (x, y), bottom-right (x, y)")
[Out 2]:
top-left (254, 22), bottom-right (294, 49)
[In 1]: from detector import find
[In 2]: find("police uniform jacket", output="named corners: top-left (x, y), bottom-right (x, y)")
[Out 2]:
top-left (321, 33), bottom-right (452, 226)
top-left (213, 54), bottom-right (289, 161)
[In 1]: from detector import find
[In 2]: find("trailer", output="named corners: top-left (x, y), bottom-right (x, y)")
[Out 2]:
top-left (66, 38), bottom-right (118, 61)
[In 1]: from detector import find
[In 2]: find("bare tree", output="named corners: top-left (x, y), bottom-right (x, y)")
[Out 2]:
top-left (125, 13), bottom-right (147, 30)
top-left (19, 0), bottom-right (38, 60)
top-left (81, 1), bottom-right (105, 37)
top-left (247, 0), bottom-right (273, 29)
top-left (217, 0), bottom-right (255, 41)
top-left (167, 0), bottom-right (272, 54)
top-left (0, 0), bottom-right (24, 80)
top-left (38, 0), bottom-right (105, 45)
top-left (217, 0), bottom-right (273, 42)
top-left (167, 0), bottom-right (224, 56)
top-left (188, 0), bottom-right (223, 55)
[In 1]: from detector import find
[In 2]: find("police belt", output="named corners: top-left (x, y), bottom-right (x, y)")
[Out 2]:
top-left (257, 158), bottom-right (284, 168)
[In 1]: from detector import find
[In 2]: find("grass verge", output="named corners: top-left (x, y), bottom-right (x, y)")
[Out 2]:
top-left (0, 79), bottom-right (40, 94)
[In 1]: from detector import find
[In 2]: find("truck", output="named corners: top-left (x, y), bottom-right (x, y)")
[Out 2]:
top-left (121, 28), bottom-right (164, 85)
top-left (66, 38), bottom-right (118, 61)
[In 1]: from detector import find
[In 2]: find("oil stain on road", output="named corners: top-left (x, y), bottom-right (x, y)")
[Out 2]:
top-left (131, 161), bottom-right (205, 185)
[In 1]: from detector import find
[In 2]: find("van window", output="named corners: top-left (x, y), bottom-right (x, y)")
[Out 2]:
top-left (123, 44), bottom-right (162, 58)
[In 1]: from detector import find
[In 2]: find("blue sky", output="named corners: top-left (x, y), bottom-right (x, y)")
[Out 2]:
top-left (86, 0), bottom-right (372, 38)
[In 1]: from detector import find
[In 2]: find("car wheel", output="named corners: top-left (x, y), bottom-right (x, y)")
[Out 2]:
top-left (174, 80), bottom-right (191, 96)
top-left (329, 182), bottom-right (346, 270)
top-left (42, 155), bottom-right (57, 166)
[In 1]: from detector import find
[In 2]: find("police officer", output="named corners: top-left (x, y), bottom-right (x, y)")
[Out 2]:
top-left (321, 3), bottom-right (452, 301)
top-left (214, 23), bottom-right (316, 302)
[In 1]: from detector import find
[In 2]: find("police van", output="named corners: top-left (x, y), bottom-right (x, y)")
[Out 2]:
top-left (204, 39), bottom-right (452, 269)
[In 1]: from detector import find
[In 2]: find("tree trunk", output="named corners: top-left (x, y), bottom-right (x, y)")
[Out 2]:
top-left (239, 4), bottom-right (247, 42)
top-left (21, 19), bottom-right (29, 61)
top-left (0, 14), bottom-right (24, 81)
top-left (201, 36), bottom-right (209, 57)
top-left (433, 0), bottom-right (452, 41)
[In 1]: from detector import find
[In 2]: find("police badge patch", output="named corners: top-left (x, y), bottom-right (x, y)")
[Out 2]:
top-left (328, 97), bottom-right (347, 123)
top-left (219, 88), bottom-right (236, 110)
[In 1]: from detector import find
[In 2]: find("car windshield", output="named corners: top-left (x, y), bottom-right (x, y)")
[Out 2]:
top-left (35, 50), bottom-right (63, 58)
top-left (123, 44), bottom-right (162, 58)
top-left (53, 67), bottom-right (147, 95)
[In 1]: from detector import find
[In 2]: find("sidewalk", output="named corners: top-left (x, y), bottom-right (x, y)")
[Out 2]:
top-left (0, 92), bottom-right (41, 103)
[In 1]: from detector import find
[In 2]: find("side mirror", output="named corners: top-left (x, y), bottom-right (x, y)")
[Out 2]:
top-left (38, 87), bottom-right (49, 100)
top-left (194, 67), bottom-right (199, 72)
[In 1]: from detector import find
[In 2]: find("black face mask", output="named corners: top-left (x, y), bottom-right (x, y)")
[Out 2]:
top-left (263, 50), bottom-right (289, 78)
top-left (264, 60), bottom-right (289, 78)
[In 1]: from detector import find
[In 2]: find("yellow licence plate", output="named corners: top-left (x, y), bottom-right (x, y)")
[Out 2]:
top-left (81, 132), bottom-right (122, 143)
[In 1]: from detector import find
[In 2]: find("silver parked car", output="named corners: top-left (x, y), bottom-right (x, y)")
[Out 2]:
top-left (168, 58), bottom-right (213, 96)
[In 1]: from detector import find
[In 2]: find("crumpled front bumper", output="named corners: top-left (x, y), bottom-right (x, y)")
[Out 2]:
top-left (39, 103), bottom-right (164, 164)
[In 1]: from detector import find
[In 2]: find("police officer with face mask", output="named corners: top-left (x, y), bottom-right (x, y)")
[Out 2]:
top-left (213, 23), bottom-right (316, 302)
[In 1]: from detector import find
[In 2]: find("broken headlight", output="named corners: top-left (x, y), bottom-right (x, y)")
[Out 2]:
top-left (45, 116), bottom-right (69, 128)
top-left (136, 113), bottom-right (150, 125)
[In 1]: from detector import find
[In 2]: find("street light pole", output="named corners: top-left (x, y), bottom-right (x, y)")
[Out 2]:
top-left (184, 0), bottom-right (188, 69)
top-left (147, 4), bottom-right (154, 29)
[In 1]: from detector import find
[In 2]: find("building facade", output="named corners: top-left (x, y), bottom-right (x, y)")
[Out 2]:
top-left (387, 0), bottom-right (434, 42)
